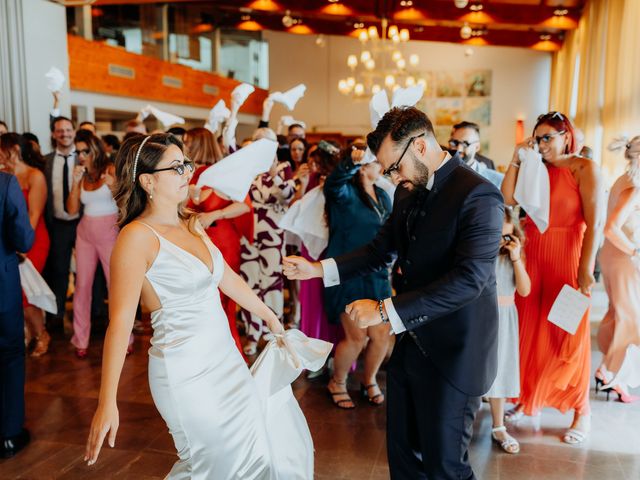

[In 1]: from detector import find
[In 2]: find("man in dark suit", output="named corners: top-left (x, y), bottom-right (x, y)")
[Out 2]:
top-left (449, 121), bottom-right (496, 170)
top-left (0, 171), bottom-right (35, 458)
top-left (284, 107), bottom-right (504, 479)
top-left (42, 116), bottom-right (79, 330)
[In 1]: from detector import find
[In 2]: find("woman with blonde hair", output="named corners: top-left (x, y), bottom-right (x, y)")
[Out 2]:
top-left (596, 136), bottom-right (640, 402)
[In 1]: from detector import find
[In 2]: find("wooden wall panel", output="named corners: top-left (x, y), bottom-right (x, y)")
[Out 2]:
top-left (68, 35), bottom-right (268, 115)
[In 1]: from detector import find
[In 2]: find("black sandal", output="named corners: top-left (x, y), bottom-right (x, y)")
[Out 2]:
top-left (361, 383), bottom-right (385, 406)
top-left (327, 378), bottom-right (355, 409)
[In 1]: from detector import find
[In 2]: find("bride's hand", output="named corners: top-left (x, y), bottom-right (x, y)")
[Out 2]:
top-left (282, 255), bottom-right (323, 280)
top-left (85, 401), bottom-right (119, 466)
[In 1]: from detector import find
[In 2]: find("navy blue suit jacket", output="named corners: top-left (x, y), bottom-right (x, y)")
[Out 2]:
top-left (334, 154), bottom-right (504, 396)
top-left (0, 173), bottom-right (35, 313)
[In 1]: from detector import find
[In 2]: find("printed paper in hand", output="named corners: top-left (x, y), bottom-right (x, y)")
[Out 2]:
top-left (547, 284), bottom-right (590, 335)
top-left (196, 138), bottom-right (277, 202)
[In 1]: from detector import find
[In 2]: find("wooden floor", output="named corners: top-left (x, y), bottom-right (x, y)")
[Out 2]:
top-left (2, 286), bottom-right (640, 479)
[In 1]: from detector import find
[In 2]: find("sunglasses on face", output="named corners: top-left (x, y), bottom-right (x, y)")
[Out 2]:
top-left (535, 131), bottom-right (565, 145)
top-left (383, 133), bottom-right (425, 177)
top-left (77, 148), bottom-right (91, 157)
top-left (151, 159), bottom-right (195, 176)
top-left (448, 139), bottom-right (478, 149)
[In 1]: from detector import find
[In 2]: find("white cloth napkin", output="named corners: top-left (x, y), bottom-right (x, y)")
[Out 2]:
top-left (19, 259), bottom-right (57, 314)
top-left (278, 186), bottom-right (328, 260)
top-left (138, 105), bottom-right (185, 128)
top-left (204, 99), bottom-right (230, 133)
top-left (391, 84), bottom-right (425, 108)
top-left (250, 329), bottom-right (332, 480)
top-left (196, 138), bottom-right (277, 202)
top-left (369, 90), bottom-right (390, 129)
top-left (375, 175), bottom-right (396, 201)
top-left (514, 147), bottom-right (550, 233)
top-left (270, 84), bottom-right (306, 111)
top-left (231, 83), bottom-right (255, 108)
top-left (222, 116), bottom-right (239, 151)
top-left (44, 67), bottom-right (65, 92)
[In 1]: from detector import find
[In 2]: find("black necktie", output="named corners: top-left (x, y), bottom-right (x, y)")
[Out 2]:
top-left (406, 187), bottom-right (430, 236)
top-left (62, 154), bottom-right (71, 213)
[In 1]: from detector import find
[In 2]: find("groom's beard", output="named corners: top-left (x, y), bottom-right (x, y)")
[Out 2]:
top-left (407, 154), bottom-right (430, 189)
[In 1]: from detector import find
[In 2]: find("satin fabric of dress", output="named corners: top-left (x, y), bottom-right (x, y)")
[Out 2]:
top-left (140, 222), bottom-right (275, 479)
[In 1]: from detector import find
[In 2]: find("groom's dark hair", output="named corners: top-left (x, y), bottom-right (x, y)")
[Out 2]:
top-left (367, 107), bottom-right (435, 155)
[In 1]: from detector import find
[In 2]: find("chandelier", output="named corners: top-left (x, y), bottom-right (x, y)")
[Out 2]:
top-left (338, 19), bottom-right (422, 99)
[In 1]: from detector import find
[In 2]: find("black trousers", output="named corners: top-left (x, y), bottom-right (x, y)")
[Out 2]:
top-left (387, 335), bottom-right (481, 480)
top-left (43, 218), bottom-right (78, 323)
top-left (0, 301), bottom-right (25, 439)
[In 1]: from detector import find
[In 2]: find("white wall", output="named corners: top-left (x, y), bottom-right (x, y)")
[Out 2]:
top-left (21, 0), bottom-right (71, 149)
top-left (264, 31), bottom-right (552, 166)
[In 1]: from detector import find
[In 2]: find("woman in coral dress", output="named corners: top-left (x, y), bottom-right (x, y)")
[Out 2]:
top-left (596, 136), bottom-right (640, 402)
top-left (0, 133), bottom-right (51, 356)
top-left (185, 128), bottom-right (253, 355)
top-left (501, 112), bottom-right (605, 444)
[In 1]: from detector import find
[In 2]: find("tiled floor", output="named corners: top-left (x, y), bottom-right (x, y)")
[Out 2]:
top-left (1, 284), bottom-right (639, 479)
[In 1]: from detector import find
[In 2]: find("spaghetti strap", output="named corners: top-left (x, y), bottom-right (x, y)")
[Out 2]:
top-left (134, 220), bottom-right (162, 239)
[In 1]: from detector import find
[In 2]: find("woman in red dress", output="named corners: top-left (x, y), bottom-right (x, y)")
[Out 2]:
top-left (0, 133), bottom-right (51, 356)
top-left (501, 112), bottom-right (605, 444)
top-left (184, 128), bottom-right (253, 356)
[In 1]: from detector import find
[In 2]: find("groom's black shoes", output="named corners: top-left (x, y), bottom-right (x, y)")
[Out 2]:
top-left (1, 428), bottom-right (31, 458)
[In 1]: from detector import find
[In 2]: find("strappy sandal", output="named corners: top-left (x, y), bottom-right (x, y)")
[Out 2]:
top-left (361, 383), bottom-right (385, 406)
top-left (504, 406), bottom-right (524, 423)
top-left (327, 378), bottom-right (355, 410)
top-left (491, 426), bottom-right (520, 454)
top-left (563, 428), bottom-right (588, 445)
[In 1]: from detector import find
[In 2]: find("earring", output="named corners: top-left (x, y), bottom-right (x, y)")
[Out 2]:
top-left (149, 190), bottom-right (154, 200)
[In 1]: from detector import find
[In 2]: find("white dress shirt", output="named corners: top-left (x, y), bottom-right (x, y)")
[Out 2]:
top-left (320, 152), bottom-right (451, 334)
top-left (51, 150), bottom-right (79, 221)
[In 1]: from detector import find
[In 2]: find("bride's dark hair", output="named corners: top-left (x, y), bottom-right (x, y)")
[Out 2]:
top-left (113, 133), bottom-right (196, 230)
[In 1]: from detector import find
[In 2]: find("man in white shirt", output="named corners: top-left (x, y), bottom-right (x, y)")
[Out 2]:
top-left (43, 116), bottom-right (79, 328)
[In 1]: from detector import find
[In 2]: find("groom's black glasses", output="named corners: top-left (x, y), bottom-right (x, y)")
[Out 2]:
top-left (383, 133), bottom-right (425, 177)
top-left (152, 159), bottom-right (195, 176)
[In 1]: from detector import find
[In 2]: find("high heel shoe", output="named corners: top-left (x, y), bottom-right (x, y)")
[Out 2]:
top-left (602, 386), bottom-right (640, 404)
top-left (360, 383), bottom-right (384, 406)
top-left (75, 348), bottom-right (88, 359)
top-left (31, 331), bottom-right (50, 358)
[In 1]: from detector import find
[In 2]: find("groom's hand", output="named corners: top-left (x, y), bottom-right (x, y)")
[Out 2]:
top-left (345, 299), bottom-right (381, 328)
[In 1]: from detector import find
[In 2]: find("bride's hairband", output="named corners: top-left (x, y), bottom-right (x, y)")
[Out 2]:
top-left (132, 135), bottom-right (152, 184)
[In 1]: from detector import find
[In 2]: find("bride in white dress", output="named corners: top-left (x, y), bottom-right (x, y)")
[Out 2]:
top-left (84, 133), bottom-right (287, 479)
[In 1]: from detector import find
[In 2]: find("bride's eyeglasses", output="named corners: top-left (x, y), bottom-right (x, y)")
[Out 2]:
top-left (152, 158), bottom-right (195, 176)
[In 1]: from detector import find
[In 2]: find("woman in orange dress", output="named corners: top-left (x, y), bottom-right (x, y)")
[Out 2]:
top-left (184, 128), bottom-right (253, 356)
top-left (501, 112), bottom-right (605, 444)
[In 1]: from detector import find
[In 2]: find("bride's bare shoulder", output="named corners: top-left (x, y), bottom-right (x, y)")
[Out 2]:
top-left (116, 220), bottom-right (160, 254)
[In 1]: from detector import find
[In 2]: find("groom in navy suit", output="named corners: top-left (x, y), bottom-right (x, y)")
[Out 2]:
top-left (284, 107), bottom-right (503, 479)
top-left (0, 171), bottom-right (35, 457)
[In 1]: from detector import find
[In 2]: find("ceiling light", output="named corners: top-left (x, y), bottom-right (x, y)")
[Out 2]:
top-left (399, 29), bottom-right (410, 42)
top-left (554, 9), bottom-right (568, 16)
top-left (409, 54), bottom-right (419, 66)
top-left (282, 10), bottom-right (294, 28)
top-left (470, 4), bottom-right (483, 11)
top-left (454, 0), bottom-right (469, 7)
top-left (460, 23), bottom-right (472, 39)
top-left (347, 54), bottom-right (358, 68)
top-left (388, 25), bottom-right (399, 38)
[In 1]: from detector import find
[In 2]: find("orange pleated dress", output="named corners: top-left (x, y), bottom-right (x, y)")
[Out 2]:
top-left (515, 165), bottom-right (591, 416)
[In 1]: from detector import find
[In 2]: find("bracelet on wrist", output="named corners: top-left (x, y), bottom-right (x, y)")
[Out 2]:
top-left (512, 256), bottom-right (521, 263)
top-left (510, 162), bottom-right (520, 169)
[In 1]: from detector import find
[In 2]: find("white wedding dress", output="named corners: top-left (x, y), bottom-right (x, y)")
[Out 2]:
top-left (139, 222), bottom-right (276, 479)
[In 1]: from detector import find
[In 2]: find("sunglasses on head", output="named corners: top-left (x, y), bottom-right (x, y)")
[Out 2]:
top-left (448, 139), bottom-right (478, 149)
top-left (537, 111), bottom-right (565, 122)
top-left (151, 158), bottom-right (195, 176)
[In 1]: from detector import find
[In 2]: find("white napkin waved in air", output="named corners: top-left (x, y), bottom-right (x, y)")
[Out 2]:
top-left (204, 99), bottom-right (230, 133)
top-left (278, 186), bottom-right (328, 260)
top-left (222, 116), bottom-right (239, 150)
top-left (196, 138), bottom-right (277, 202)
top-left (391, 84), bottom-right (425, 108)
top-left (231, 83), bottom-right (255, 108)
top-left (45, 67), bottom-right (65, 92)
top-left (513, 146), bottom-right (550, 233)
top-left (270, 84), bottom-right (307, 111)
top-left (251, 329), bottom-right (332, 480)
top-left (370, 89), bottom-right (391, 129)
top-left (138, 105), bottom-right (185, 128)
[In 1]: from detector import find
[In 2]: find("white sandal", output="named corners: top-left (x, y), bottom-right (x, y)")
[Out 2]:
top-left (563, 428), bottom-right (588, 445)
top-left (491, 426), bottom-right (520, 454)
top-left (504, 407), bottom-right (524, 423)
